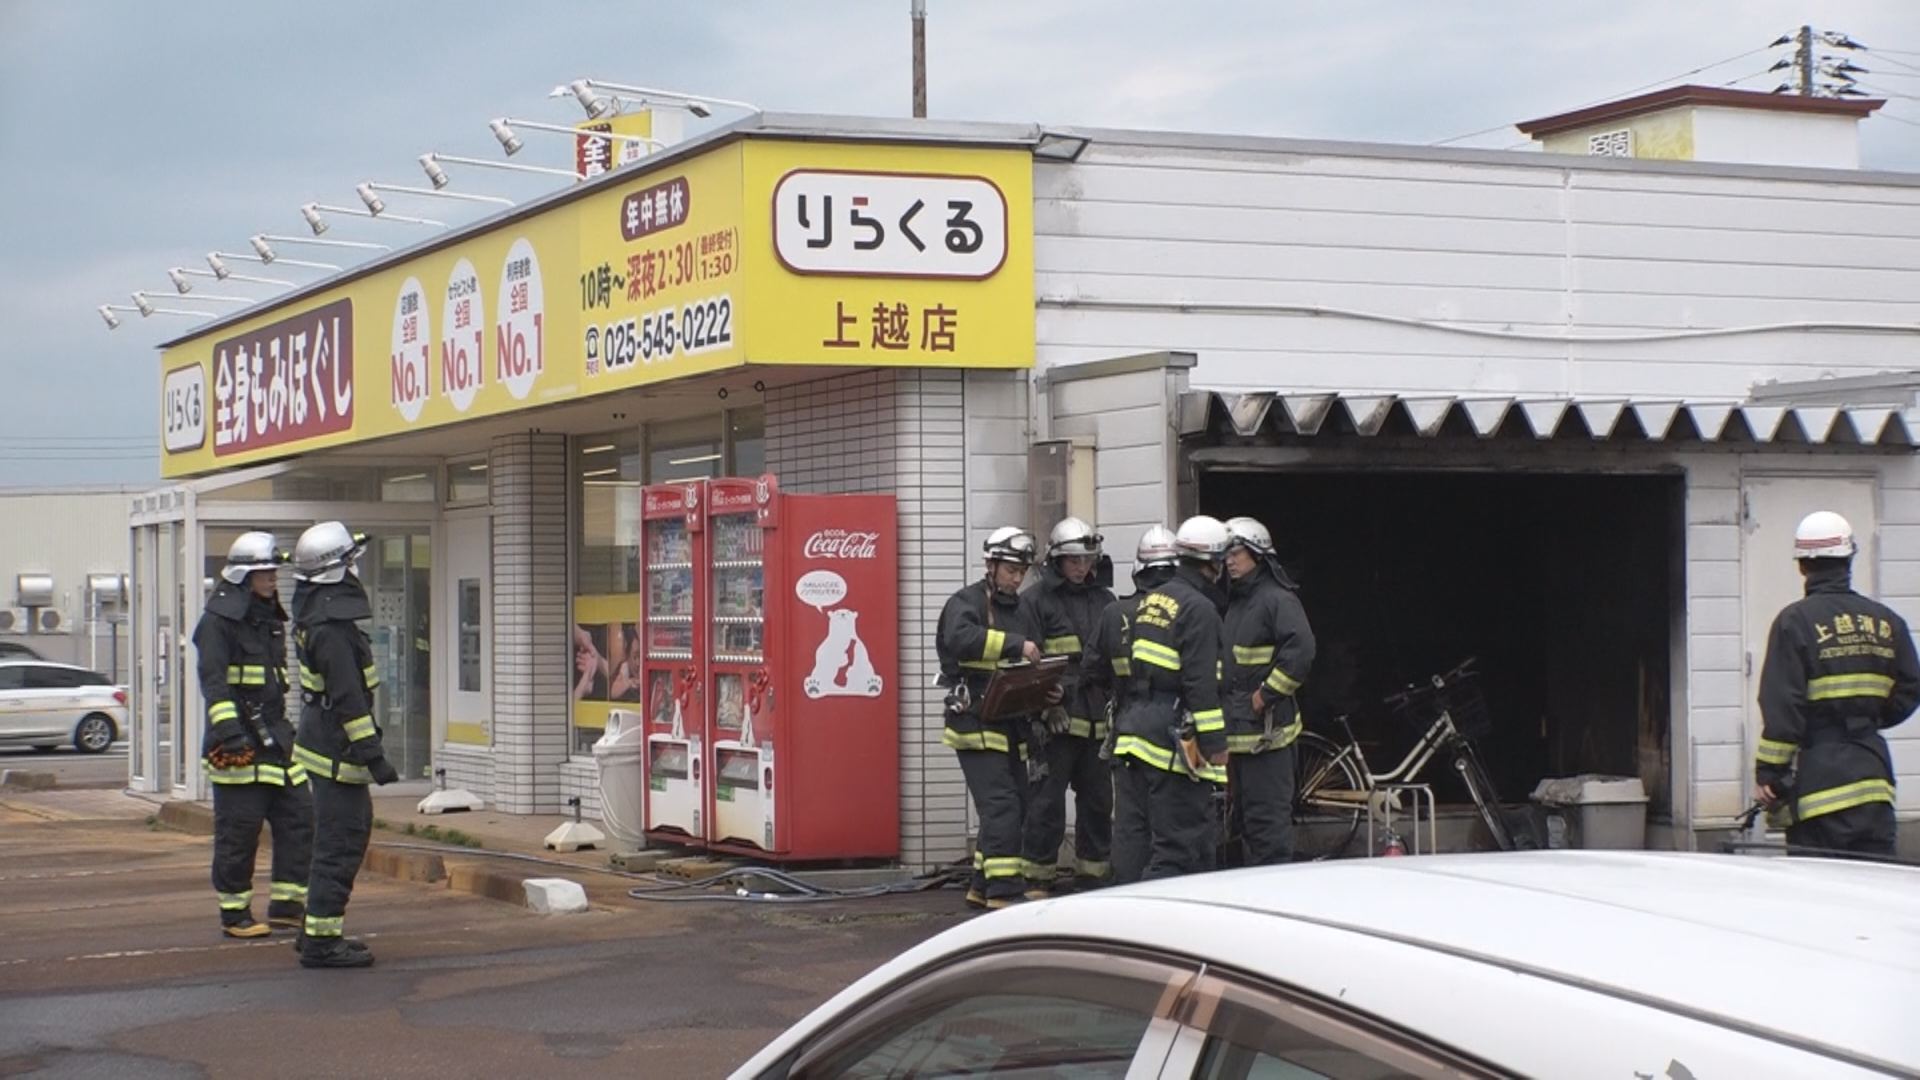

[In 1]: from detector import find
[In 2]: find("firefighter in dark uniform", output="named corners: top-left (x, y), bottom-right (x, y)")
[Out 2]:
top-left (1020, 518), bottom-right (1118, 895)
top-left (1221, 516), bottom-right (1317, 866)
top-left (937, 527), bottom-right (1060, 909)
top-left (1083, 525), bottom-right (1180, 746)
top-left (1110, 516), bottom-right (1231, 883)
top-left (194, 532), bottom-right (312, 939)
top-left (288, 522), bottom-right (399, 968)
top-left (1755, 510), bottom-right (1920, 857)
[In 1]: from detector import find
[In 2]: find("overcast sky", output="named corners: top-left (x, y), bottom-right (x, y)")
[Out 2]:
top-left (3, 0), bottom-right (1916, 488)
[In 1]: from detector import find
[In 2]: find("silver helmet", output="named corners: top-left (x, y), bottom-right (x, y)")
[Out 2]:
top-left (1047, 516), bottom-right (1102, 560)
top-left (221, 531), bottom-right (283, 585)
top-left (1135, 525), bottom-right (1179, 569)
top-left (1174, 515), bottom-right (1230, 562)
top-left (292, 521), bottom-right (367, 584)
top-left (1224, 516), bottom-right (1274, 557)
top-left (983, 526), bottom-right (1037, 567)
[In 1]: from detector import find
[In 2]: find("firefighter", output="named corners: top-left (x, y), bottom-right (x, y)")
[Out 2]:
top-left (1083, 525), bottom-right (1180, 732)
top-left (937, 527), bottom-right (1058, 909)
top-left (1020, 517), bottom-right (1118, 895)
top-left (1221, 516), bottom-right (1316, 866)
top-left (194, 532), bottom-right (311, 939)
top-left (1755, 510), bottom-right (1919, 857)
top-left (1110, 515), bottom-right (1231, 883)
top-left (288, 522), bottom-right (398, 968)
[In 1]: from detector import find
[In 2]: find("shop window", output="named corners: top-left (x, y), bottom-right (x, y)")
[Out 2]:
top-left (380, 470), bottom-right (436, 502)
top-left (648, 416), bottom-right (724, 485)
top-left (727, 406), bottom-right (765, 477)
top-left (447, 459), bottom-right (489, 505)
top-left (573, 430), bottom-right (642, 754)
top-left (457, 578), bottom-right (482, 693)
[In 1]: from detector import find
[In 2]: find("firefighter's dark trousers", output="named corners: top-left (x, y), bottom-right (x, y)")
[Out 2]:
top-left (1112, 758), bottom-right (1216, 884)
top-left (1229, 744), bottom-right (1297, 866)
top-left (212, 779), bottom-right (313, 924)
top-left (1022, 734), bottom-right (1113, 884)
top-left (305, 774), bottom-right (373, 938)
top-left (1788, 801), bottom-right (1896, 859)
top-left (958, 746), bottom-right (1029, 901)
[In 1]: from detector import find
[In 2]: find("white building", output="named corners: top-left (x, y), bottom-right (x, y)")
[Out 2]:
top-left (0, 485), bottom-right (140, 679)
top-left (126, 91), bottom-right (1920, 862)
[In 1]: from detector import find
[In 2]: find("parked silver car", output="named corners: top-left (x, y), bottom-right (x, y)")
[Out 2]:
top-left (0, 661), bottom-right (125, 753)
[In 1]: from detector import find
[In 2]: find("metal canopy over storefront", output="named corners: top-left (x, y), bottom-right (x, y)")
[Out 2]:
top-left (1180, 388), bottom-right (1920, 447)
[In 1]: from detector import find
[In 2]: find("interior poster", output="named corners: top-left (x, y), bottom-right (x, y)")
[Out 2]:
top-left (572, 593), bottom-right (642, 751)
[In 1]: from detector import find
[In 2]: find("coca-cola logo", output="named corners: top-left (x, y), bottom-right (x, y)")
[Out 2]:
top-left (803, 529), bottom-right (879, 559)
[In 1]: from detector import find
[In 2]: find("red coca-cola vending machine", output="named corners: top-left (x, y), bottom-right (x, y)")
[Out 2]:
top-left (638, 481), bottom-right (707, 847)
top-left (702, 475), bottom-right (899, 860)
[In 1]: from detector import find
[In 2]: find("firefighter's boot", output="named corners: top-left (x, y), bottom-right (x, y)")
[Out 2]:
top-left (299, 936), bottom-right (375, 969)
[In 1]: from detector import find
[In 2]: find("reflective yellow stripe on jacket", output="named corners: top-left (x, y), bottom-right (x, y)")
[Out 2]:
top-left (1130, 640), bottom-right (1181, 672)
top-left (225, 664), bottom-right (272, 686)
top-left (1795, 777), bottom-right (1895, 821)
top-left (942, 727), bottom-right (1013, 754)
top-left (1226, 716), bottom-right (1303, 755)
top-left (1044, 636), bottom-right (1082, 655)
top-left (1264, 668), bottom-right (1302, 695)
top-left (207, 700), bottom-right (239, 724)
top-left (291, 745), bottom-right (372, 784)
top-left (1113, 734), bottom-right (1226, 784)
top-left (1807, 673), bottom-right (1894, 702)
top-left (1755, 737), bottom-right (1797, 766)
top-left (1232, 645), bottom-right (1274, 666)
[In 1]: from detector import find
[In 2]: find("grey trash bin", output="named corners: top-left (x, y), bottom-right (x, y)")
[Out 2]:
top-left (1530, 775), bottom-right (1649, 850)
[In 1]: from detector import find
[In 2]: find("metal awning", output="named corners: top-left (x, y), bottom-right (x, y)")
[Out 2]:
top-left (1179, 389), bottom-right (1920, 447)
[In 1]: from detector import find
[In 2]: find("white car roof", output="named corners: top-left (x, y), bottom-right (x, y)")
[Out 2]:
top-left (736, 852), bottom-right (1919, 1077)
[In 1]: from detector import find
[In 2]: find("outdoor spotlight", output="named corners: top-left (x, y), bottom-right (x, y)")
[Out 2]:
top-left (300, 204), bottom-right (329, 236)
top-left (569, 79), bottom-right (612, 119)
top-left (487, 119), bottom-right (522, 156)
top-left (683, 100), bottom-right (713, 118)
top-left (420, 154), bottom-right (451, 190)
top-left (99, 305), bottom-right (121, 329)
top-left (355, 183), bottom-right (386, 215)
top-left (131, 291), bottom-right (156, 316)
top-left (167, 268), bottom-right (193, 294)
top-left (249, 236), bottom-right (276, 262)
top-left (207, 252), bottom-right (233, 277)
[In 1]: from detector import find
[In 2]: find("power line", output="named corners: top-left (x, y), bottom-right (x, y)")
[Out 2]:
top-left (1873, 54), bottom-right (1920, 76)
top-left (1871, 46), bottom-right (1920, 57)
top-left (1429, 45), bottom-right (1770, 145)
top-left (1877, 111), bottom-right (1920, 129)
top-left (1858, 81), bottom-right (1920, 102)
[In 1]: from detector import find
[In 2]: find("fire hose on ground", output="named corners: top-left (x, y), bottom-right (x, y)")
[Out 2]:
top-left (370, 839), bottom-right (968, 903)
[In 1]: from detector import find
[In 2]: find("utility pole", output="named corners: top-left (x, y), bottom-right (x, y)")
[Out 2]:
top-left (911, 0), bottom-right (927, 118)
top-left (1797, 23), bottom-right (1815, 95)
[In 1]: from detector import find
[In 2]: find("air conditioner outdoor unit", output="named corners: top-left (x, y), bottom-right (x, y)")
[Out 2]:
top-left (0, 609), bottom-right (17, 632)
top-left (38, 609), bottom-right (63, 632)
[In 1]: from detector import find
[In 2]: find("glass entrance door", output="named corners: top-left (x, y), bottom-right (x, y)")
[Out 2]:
top-left (366, 531), bottom-right (432, 780)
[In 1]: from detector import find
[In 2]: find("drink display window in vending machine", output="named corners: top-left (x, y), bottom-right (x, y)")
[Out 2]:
top-left (640, 483), bottom-right (706, 846)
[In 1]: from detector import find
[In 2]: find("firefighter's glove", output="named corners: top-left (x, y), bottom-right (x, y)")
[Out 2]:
top-left (367, 757), bottom-right (400, 786)
top-left (207, 743), bottom-right (255, 769)
top-left (1042, 705), bottom-right (1072, 736)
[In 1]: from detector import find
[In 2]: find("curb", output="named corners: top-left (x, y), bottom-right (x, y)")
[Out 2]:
top-left (156, 799), bottom-right (215, 836)
top-left (446, 861), bottom-right (542, 905)
top-left (364, 845), bottom-right (447, 884)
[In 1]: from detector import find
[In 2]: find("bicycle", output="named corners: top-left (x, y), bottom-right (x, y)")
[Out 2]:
top-left (1291, 658), bottom-right (1526, 859)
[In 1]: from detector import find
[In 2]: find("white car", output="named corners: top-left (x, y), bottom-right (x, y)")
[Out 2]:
top-left (733, 851), bottom-right (1916, 1079)
top-left (0, 660), bottom-right (125, 754)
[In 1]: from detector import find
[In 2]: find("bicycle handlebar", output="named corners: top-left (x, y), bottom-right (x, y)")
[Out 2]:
top-left (1381, 657), bottom-right (1480, 709)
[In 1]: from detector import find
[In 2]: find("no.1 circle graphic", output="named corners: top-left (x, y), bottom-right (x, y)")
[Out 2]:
top-left (496, 238), bottom-right (544, 401)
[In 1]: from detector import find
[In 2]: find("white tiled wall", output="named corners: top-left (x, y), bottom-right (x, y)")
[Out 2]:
top-left (765, 367), bottom-right (1000, 870)
top-left (438, 744), bottom-right (495, 805)
top-left (486, 432), bottom-right (571, 814)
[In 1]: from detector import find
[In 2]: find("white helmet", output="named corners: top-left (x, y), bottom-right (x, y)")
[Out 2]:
top-left (221, 531), bottom-right (283, 585)
top-left (1794, 510), bottom-right (1856, 560)
top-left (1135, 525), bottom-right (1178, 569)
top-left (1047, 517), bottom-right (1102, 559)
top-left (1174, 515), bottom-right (1230, 562)
top-left (983, 526), bottom-right (1037, 567)
top-left (292, 521), bottom-right (367, 584)
top-left (1224, 516), bottom-right (1273, 556)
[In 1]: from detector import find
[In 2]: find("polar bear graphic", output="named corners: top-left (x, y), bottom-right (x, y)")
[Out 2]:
top-left (805, 608), bottom-right (884, 698)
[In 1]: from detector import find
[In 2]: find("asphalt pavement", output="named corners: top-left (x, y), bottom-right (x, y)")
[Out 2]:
top-left (0, 791), bottom-right (970, 1078)
top-left (0, 745), bottom-right (129, 790)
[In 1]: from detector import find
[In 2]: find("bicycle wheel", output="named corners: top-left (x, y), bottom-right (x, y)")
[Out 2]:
top-left (1293, 731), bottom-right (1364, 860)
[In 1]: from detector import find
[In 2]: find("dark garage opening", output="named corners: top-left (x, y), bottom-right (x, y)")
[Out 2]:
top-left (1200, 469), bottom-right (1682, 817)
